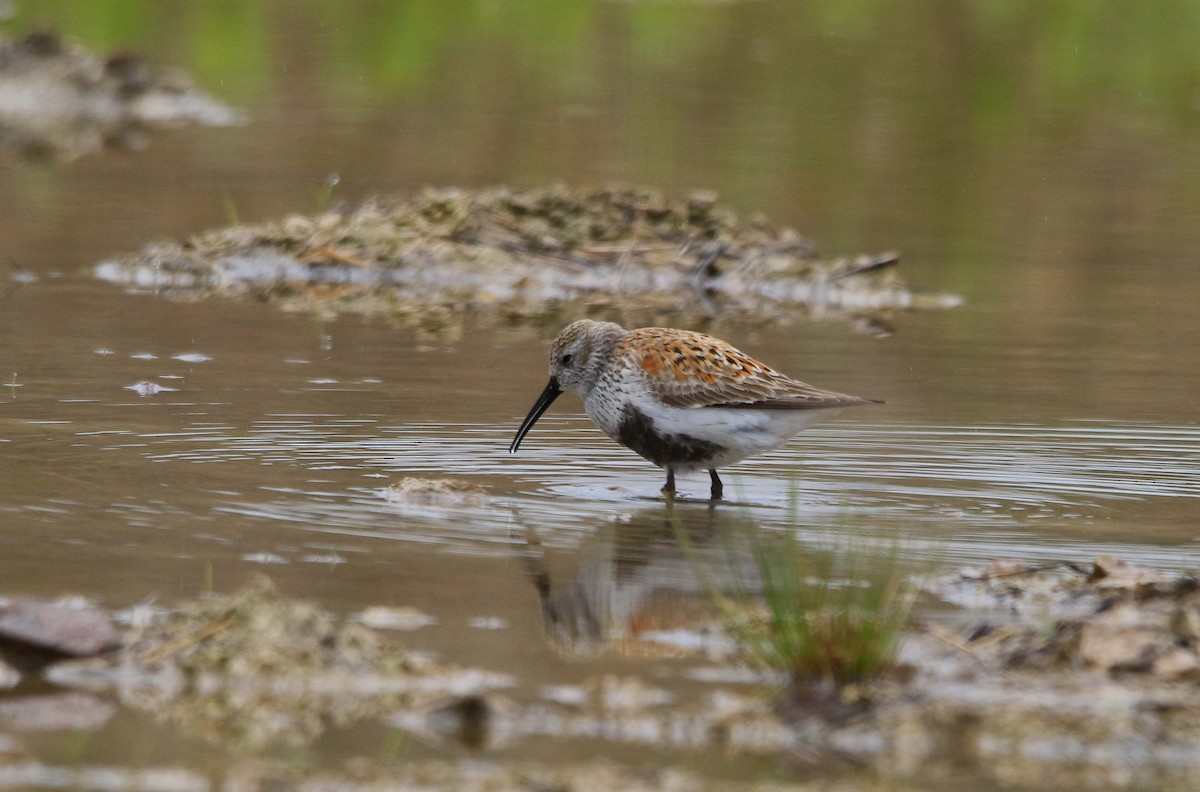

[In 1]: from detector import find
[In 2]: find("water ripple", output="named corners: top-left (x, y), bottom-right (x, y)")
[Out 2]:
top-left (121, 418), bottom-right (1200, 566)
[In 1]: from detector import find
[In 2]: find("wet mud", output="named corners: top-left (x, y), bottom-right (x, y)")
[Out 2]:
top-left (0, 556), bottom-right (1196, 789)
top-left (94, 185), bottom-right (962, 331)
top-left (808, 558), bottom-right (1200, 789)
top-left (35, 576), bottom-right (512, 751)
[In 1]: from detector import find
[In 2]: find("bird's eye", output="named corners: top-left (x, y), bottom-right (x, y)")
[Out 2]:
top-left (560, 353), bottom-right (573, 365)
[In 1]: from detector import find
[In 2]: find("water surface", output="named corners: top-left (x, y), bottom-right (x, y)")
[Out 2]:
top-left (2, 1), bottom-right (1199, 786)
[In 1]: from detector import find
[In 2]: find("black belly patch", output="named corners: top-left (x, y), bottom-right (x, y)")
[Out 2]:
top-left (616, 406), bottom-right (722, 468)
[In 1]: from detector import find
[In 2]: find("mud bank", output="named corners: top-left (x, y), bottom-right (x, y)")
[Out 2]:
top-left (30, 577), bottom-right (512, 750)
top-left (0, 29), bottom-right (240, 161)
top-left (807, 558), bottom-right (1200, 788)
top-left (95, 185), bottom-right (961, 330)
top-left (4, 557), bottom-right (1194, 790)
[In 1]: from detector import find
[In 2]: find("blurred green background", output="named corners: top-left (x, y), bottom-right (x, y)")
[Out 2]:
top-left (4, 0), bottom-right (1200, 344)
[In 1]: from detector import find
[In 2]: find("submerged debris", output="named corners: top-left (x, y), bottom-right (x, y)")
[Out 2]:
top-left (0, 30), bottom-right (241, 161)
top-left (95, 185), bottom-right (961, 328)
top-left (384, 477), bottom-right (490, 507)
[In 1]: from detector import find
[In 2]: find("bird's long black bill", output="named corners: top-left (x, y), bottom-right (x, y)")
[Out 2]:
top-left (509, 378), bottom-right (562, 453)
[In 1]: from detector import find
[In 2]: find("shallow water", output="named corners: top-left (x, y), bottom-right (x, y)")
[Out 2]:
top-left (2, 1), bottom-right (1200, 787)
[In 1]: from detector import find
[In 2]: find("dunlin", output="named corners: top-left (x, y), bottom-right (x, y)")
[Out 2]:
top-left (510, 319), bottom-right (880, 500)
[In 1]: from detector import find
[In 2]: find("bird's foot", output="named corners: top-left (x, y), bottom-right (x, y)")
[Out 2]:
top-left (708, 469), bottom-right (724, 501)
top-left (662, 469), bottom-right (677, 500)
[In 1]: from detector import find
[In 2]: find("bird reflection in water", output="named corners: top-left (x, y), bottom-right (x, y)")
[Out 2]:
top-left (517, 503), bottom-right (759, 658)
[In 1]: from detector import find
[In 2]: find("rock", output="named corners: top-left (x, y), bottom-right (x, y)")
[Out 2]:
top-left (0, 599), bottom-right (120, 658)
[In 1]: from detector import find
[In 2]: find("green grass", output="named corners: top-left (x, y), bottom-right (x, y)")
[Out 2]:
top-left (315, 172), bottom-right (340, 210)
top-left (679, 520), bottom-right (915, 687)
top-left (738, 533), bottom-right (910, 685)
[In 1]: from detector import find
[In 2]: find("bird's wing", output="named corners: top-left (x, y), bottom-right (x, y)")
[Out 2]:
top-left (658, 370), bottom-right (877, 410)
top-left (622, 328), bottom-right (879, 410)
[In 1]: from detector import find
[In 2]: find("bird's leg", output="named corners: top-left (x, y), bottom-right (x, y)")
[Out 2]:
top-left (708, 469), bottom-right (723, 501)
top-left (662, 468), bottom-right (676, 498)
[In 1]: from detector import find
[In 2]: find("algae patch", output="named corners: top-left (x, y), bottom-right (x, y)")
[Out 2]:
top-left (94, 185), bottom-right (961, 328)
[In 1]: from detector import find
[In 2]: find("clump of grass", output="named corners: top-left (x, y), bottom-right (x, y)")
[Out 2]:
top-left (730, 533), bottom-right (912, 686)
top-left (680, 522), bottom-right (915, 687)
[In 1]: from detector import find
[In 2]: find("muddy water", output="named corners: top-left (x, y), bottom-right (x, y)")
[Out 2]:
top-left (2, 1), bottom-right (1200, 788)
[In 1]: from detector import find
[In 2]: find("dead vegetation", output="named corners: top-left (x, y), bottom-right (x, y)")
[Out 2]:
top-left (42, 577), bottom-right (511, 749)
top-left (95, 185), bottom-right (961, 330)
